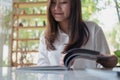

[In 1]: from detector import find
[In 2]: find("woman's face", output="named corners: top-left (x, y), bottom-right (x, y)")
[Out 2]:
top-left (50, 0), bottom-right (71, 22)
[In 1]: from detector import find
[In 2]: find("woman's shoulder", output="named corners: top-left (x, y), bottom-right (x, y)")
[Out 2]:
top-left (84, 21), bottom-right (99, 27)
top-left (84, 21), bottom-right (102, 31)
top-left (40, 30), bottom-right (46, 40)
top-left (40, 30), bottom-right (45, 36)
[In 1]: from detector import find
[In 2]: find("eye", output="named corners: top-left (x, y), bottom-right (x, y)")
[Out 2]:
top-left (51, 1), bottom-right (56, 5)
top-left (60, 1), bottom-right (67, 4)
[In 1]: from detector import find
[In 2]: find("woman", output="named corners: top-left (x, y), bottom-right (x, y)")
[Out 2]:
top-left (38, 0), bottom-right (117, 69)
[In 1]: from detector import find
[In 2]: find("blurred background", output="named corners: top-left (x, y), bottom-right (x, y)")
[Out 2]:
top-left (0, 0), bottom-right (120, 67)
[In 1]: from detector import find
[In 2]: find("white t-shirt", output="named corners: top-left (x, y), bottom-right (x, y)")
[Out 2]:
top-left (37, 21), bottom-right (110, 69)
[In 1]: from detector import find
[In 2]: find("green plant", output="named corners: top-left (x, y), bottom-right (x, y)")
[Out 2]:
top-left (114, 50), bottom-right (120, 65)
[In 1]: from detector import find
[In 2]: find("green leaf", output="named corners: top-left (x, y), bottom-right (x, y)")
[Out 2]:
top-left (114, 50), bottom-right (120, 57)
top-left (118, 58), bottom-right (120, 64)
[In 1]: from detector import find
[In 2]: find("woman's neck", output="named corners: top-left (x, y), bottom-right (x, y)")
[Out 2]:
top-left (59, 20), bottom-right (69, 34)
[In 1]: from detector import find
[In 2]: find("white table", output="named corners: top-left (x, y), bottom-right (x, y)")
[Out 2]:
top-left (0, 67), bottom-right (120, 80)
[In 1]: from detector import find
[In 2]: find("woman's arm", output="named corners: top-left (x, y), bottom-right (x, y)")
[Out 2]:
top-left (37, 31), bottom-right (50, 66)
top-left (97, 54), bottom-right (118, 68)
top-left (94, 23), bottom-right (118, 68)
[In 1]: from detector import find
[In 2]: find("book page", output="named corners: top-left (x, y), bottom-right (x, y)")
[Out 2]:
top-left (16, 66), bottom-right (68, 71)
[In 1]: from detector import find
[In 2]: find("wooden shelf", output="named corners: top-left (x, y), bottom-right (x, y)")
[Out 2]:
top-left (12, 50), bottom-right (38, 53)
top-left (11, 0), bottom-right (47, 67)
top-left (13, 38), bottom-right (39, 41)
top-left (13, 63), bottom-right (36, 66)
top-left (14, 14), bottom-right (46, 19)
top-left (14, 1), bottom-right (47, 8)
top-left (13, 26), bottom-right (45, 29)
top-left (17, 63), bottom-right (36, 66)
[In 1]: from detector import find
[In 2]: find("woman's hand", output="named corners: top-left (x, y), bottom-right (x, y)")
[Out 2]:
top-left (97, 54), bottom-right (118, 68)
top-left (60, 54), bottom-right (66, 66)
top-left (60, 54), bottom-right (74, 67)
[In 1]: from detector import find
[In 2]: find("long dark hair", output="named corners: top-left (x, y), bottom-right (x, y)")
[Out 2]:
top-left (45, 0), bottom-right (90, 53)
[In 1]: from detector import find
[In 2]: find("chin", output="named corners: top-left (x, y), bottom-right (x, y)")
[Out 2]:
top-left (54, 18), bottom-right (64, 22)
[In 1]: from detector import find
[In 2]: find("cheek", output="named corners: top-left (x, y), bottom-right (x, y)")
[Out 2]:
top-left (64, 6), bottom-right (70, 16)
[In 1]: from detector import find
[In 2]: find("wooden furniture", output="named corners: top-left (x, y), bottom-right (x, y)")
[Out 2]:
top-left (10, 0), bottom-right (47, 67)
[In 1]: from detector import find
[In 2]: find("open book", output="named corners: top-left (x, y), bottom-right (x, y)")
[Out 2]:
top-left (63, 48), bottom-right (110, 69)
top-left (17, 48), bottom-right (111, 71)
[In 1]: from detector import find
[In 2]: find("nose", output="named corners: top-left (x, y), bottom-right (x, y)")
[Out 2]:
top-left (54, 3), bottom-right (61, 10)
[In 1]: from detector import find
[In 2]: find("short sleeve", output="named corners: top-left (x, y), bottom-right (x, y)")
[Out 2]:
top-left (94, 24), bottom-right (110, 55)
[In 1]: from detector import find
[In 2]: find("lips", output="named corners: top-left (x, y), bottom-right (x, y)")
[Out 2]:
top-left (54, 13), bottom-right (63, 16)
top-left (55, 13), bottom-right (63, 15)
